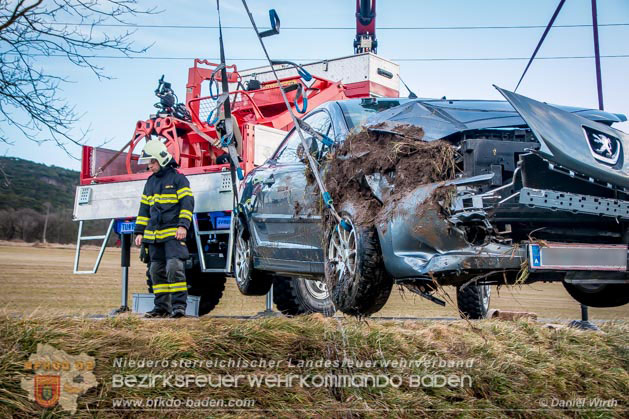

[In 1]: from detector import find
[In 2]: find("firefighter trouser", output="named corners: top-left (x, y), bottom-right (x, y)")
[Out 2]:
top-left (148, 239), bottom-right (190, 313)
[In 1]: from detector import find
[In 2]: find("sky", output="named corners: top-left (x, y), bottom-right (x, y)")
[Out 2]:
top-left (3, 0), bottom-right (629, 170)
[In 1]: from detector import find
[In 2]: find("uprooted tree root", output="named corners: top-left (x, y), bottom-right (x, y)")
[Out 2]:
top-left (322, 125), bottom-right (458, 226)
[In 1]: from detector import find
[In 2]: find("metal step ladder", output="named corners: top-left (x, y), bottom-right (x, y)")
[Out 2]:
top-left (192, 213), bottom-right (234, 273)
top-left (73, 219), bottom-right (114, 274)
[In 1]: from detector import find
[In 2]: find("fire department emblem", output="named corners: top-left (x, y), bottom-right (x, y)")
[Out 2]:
top-left (34, 375), bottom-right (61, 408)
top-left (583, 126), bottom-right (621, 165)
top-left (21, 344), bottom-right (97, 413)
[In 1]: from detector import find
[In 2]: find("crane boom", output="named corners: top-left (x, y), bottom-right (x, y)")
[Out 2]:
top-left (354, 0), bottom-right (377, 54)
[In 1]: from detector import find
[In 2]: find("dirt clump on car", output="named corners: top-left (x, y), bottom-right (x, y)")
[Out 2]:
top-left (322, 124), bottom-right (457, 225)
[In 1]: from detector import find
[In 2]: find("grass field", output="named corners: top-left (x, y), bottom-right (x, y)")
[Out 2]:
top-left (0, 243), bottom-right (627, 319)
top-left (1, 314), bottom-right (627, 417)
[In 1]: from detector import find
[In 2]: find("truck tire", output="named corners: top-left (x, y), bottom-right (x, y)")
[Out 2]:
top-left (457, 284), bottom-right (491, 319)
top-left (563, 282), bottom-right (629, 308)
top-left (185, 266), bottom-right (226, 316)
top-left (324, 214), bottom-right (392, 316)
top-left (273, 276), bottom-right (335, 316)
top-left (234, 220), bottom-right (273, 296)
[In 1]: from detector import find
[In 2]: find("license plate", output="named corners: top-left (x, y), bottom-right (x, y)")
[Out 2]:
top-left (529, 243), bottom-right (628, 271)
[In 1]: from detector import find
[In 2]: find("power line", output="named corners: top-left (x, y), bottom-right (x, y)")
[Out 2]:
top-left (44, 22), bottom-right (629, 30)
top-left (14, 54), bottom-right (629, 62)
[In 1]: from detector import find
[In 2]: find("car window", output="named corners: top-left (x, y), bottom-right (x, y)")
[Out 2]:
top-left (275, 111), bottom-right (333, 163)
top-left (338, 99), bottom-right (406, 130)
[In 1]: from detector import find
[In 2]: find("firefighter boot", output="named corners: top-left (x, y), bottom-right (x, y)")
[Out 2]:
top-left (144, 309), bottom-right (170, 318)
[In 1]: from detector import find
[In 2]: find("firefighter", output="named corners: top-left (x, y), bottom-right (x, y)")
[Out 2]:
top-left (133, 139), bottom-right (194, 318)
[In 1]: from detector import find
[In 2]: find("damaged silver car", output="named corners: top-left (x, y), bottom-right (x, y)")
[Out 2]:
top-left (235, 88), bottom-right (629, 317)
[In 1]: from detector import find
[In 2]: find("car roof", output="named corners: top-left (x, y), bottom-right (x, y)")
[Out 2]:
top-left (331, 97), bottom-right (626, 125)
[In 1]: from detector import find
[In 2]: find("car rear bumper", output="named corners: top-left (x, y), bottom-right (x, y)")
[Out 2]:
top-left (380, 239), bottom-right (629, 285)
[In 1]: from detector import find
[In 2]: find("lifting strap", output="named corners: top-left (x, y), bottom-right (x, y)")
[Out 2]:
top-left (240, 0), bottom-right (349, 230)
top-left (215, 0), bottom-right (244, 211)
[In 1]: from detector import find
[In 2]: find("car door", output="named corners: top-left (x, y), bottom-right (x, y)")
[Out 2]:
top-left (251, 110), bottom-right (336, 273)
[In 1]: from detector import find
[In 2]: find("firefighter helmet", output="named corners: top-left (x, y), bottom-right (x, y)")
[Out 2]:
top-left (138, 139), bottom-right (173, 167)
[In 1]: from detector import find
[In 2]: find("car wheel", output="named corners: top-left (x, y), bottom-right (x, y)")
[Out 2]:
top-left (234, 220), bottom-right (273, 296)
top-left (186, 267), bottom-right (227, 316)
top-left (563, 282), bottom-right (629, 308)
top-left (324, 214), bottom-right (392, 316)
top-left (457, 284), bottom-right (491, 319)
top-left (273, 276), bottom-right (335, 316)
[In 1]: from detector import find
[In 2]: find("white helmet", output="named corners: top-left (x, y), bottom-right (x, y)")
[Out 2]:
top-left (138, 139), bottom-right (173, 167)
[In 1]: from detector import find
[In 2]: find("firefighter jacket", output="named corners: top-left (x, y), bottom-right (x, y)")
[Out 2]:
top-left (134, 166), bottom-right (194, 243)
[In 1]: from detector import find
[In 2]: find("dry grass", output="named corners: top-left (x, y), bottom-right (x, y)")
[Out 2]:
top-left (0, 313), bottom-right (627, 417)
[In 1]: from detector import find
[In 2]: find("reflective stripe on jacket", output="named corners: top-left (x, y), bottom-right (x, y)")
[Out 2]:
top-left (134, 166), bottom-right (194, 243)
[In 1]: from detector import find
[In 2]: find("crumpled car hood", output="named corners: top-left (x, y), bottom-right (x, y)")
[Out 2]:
top-left (496, 86), bottom-right (629, 189)
top-left (366, 96), bottom-right (626, 142)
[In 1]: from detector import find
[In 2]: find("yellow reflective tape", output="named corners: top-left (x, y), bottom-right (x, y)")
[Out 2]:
top-left (156, 228), bottom-right (177, 234)
top-left (169, 282), bottom-right (187, 287)
top-left (169, 287), bottom-right (187, 293)
top-left (136, 220), bottom-right (148, 226)
top-left (179, 209), bottom-right (192, 215)
top-left (137, 216), bottom-right (149, 221)
top-left (177, 192), bottom-right (193, 199)
top-left (141, 199), bottom-right (150, 205)
top-left (177, 187), bottom-right (192, 194)
top-left (155, 232), bottom-right (176, 239)
top-left (142, 228), bottom-right (178, 239)
top-left (154, 196), bottom-right (179, 203)
top-left (152, 284), bottom-right (170, 289)
top-left (179, 213), bottom-right (192, 221)
top-left (153, 289), bottom-right (170, 294)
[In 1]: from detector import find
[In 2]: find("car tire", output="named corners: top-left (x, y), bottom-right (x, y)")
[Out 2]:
top-left (563, 282), bottom-right (629, 308)
top-left (457, 284), bottom-right (491, 319)
top-left (273, 276), bottom-right (335, 316)
top-left (186, 267), bottom-right (227, 316)
top-left (324, 214), bottom-right (392, 316)
top-left (234, 220), bottom-right (273, 296)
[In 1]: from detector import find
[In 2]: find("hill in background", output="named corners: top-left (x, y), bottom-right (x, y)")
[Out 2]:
top-left (0, 157), bottom-right (112, 244)
top-left (0, 156), bottom-right (78, 212)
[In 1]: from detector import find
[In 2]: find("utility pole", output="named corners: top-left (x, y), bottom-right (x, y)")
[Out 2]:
top-left (570, 0), bottom-right (605, 331)
top-left (591, 0), bottom-right (604, 110)
top-left (42, 202), bottom-right (51, 244)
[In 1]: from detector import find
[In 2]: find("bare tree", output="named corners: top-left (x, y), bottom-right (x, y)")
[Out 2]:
top-left (0, 1), bottom-right (158, 157)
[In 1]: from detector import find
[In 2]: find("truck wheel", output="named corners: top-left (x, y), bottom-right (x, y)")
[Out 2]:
top-left (457, 284), bottom-right (491, 319)
top-left (234, 221), bottom-right (273, 296)
top-left (324, 214), bottom-right (392, 316)
top-left (273, 277), bottom-right (335, 316)
top-left (186, 267), bottom-right (226, 316)
top-left (563, 282), bottom-right (629, 308)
